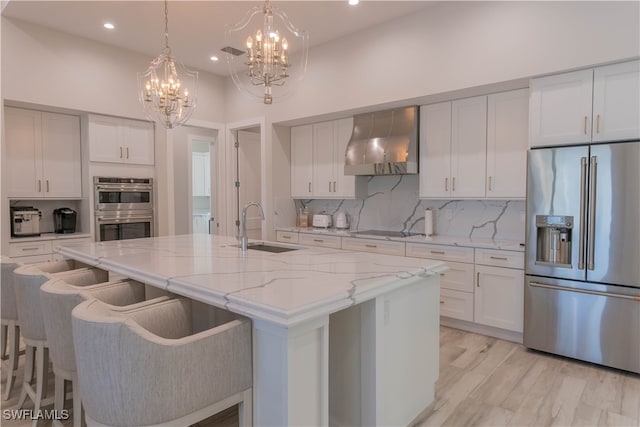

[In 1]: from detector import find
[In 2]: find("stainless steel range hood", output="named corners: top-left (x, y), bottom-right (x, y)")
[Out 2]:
top-left (344, 106), bottom-right (418, 175)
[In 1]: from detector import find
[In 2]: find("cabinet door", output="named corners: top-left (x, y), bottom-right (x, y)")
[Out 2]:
top-left (5, 107), bottom-right (42, 197)
top-left (486, 89), bottom-right (528, 199)
top-left (334, 117), bottom-right (355, 197)
top-left (89, 115), bottom-right (124, 163)
top-left (529, 69), bottom-right (594, 147)
top-left (474, 265), bottom-right (524, 332)
top-left (419, 102), bottom-right (451, 198)
top-left (290, 125), bottom-right (313, 198)
top-left (192, 153), bottom-right (206, 196)
top-left (451, 96), bottom-right (487, 198)
top-left (122, 119), bottom-right (155, 165)
top-left (41, 112), bottom-right (82, 198)
top-left (592, 60), bottom-right (640, 142)
top-left (312, 121), bottom-right (335, 197)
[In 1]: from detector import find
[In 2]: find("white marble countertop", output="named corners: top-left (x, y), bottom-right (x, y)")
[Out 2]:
top-left (9, 232), bottom-right (92, 243)
top-left (277, 227), bottom-right (525, 252)
top-left (56, 234), bottom-right (446, 327)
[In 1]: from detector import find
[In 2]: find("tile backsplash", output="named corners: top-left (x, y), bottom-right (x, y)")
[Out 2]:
top-left (275, 175), bottom-right (525, 242)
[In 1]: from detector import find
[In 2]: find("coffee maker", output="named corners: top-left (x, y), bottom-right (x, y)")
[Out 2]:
top-left (53, 208), bottom-right (77, 234)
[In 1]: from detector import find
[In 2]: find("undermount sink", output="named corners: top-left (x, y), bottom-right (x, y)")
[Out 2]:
top-left (236, 242), bottom-right (299, 253)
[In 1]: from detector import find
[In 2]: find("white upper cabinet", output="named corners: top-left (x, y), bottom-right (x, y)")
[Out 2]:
top-left (290, 124), bottom-right (313, 198)
top-left (420, 96), bottom-right (487, 199)
top-left (486, 89), bottom-right (529, 199)
top-left (592, 60), bottom-right (640, 142)
top-left (529, 60), bottom-right (640, 147)
top-left (88, 115), bottom-right (155, 165)
top-left (291, 118), bottom-right (365, 199)
top-left (5, 107), bottom-right (82, 199)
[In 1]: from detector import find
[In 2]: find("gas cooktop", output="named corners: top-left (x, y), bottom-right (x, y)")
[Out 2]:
top-left (353, 230), bottom-right (423, 238)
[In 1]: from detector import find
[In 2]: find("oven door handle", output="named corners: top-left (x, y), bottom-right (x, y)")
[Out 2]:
top-left (97, 216), bottom-right (153, 223)
top-left (529, 281), bottom-right (640, 301)
top-left (96, 185), bottom-right (153, 192)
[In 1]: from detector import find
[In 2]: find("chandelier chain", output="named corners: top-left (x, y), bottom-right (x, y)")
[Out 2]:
top-left (164, 0), bottom-right (170, 52)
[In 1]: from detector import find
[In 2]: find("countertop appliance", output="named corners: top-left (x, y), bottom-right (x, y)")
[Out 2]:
top-left (53, 207), bottom-right (77, 234)
top-left (10, 207), bottom-right (41, 237)
top-left (312, 214), bottom-right (332, 228)
top-left (525, 140), bottom-right (639, 373)
top-left (334, 211), bottom-right (349, 229)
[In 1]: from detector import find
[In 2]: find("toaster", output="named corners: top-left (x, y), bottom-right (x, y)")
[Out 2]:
top-left (10, 207), bottom-right (41, 237)
top-left (312, 214), bottom-right (332, 228)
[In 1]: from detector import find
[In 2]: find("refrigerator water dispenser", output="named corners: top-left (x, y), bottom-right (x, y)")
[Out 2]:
top-left (535, 215), bottom-right (572, 267)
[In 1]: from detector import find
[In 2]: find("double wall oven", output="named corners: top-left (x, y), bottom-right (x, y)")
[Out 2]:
top-left (94, 177), bottom-right (154, 241)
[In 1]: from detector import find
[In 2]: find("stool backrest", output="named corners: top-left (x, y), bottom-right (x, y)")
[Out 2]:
top-left (1, 256), bottom-right (21, 321)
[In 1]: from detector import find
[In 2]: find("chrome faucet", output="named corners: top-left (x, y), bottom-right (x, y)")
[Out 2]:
top-left (241, 201), bottom-right (265, 252)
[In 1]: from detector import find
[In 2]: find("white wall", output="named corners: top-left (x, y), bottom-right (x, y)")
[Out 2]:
top-left (1, 18), bottom-right (227, 122)
top-left (224, 1), bottom-right (640, 125)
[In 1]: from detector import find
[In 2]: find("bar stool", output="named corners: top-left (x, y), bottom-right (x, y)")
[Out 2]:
top-left (1, 256), bottom-right (22, 400)
top-left (72, 298), bottom-right (253, 427)
top-left (40, 276), bottom-right (169, 427)
top-left (13, 263), bottom-right (108, 423)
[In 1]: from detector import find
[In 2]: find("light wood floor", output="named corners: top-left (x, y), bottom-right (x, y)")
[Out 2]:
top-left (2, 326), bottom-right (639, 426)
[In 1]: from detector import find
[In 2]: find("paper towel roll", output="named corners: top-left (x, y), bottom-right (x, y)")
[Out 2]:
top-left (424, 208), bottom-right (434, 237)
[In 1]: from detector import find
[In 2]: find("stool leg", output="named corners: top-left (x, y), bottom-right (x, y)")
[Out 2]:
top-left (2, 323), bottom-right (20, 400)
top-left (17, 344), bottom-right (35, 409)
top-left (54, 374), bottom-right (65, 413)
top-left (239, 388), bottom-right (253, 427)
top-left (71, 376), bottom-right (84, 427)
top-left (1, 323), bottom-right (7, 359)
top-left (33, 345), bottom-right (49, 411)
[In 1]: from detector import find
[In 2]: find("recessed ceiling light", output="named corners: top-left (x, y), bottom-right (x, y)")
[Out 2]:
top-left (210, 56), bottom-right (219, 62)
top-left (103, 23), bottom-right (115, 30)
top-left (348, 0), bottom-right (359, 5)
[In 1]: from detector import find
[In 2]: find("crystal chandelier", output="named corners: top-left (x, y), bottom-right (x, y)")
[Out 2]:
top-left (137, 0), bottom-right (197, 129)
top-left (225, 0), bottom-right (308, 104)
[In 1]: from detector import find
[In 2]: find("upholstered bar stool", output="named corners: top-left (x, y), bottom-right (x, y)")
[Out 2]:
top-left (13, 263), bottom-right (108, 422)
top-left (40, 277), bottom-right (169, 427)
top-left (1, 256), bottom-right (22, 400)
top-left (72, 298), bottom-right (253, 427)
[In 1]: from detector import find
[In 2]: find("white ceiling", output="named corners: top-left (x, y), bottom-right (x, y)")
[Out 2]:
top-left (2, 0), bottom-right (433, 77)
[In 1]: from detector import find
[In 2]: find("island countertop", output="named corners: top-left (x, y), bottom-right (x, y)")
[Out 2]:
top-left (56, 234), bottom-right (446, 327)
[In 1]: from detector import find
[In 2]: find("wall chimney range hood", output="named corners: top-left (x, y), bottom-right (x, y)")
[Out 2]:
top-left (344, 106), bottom-right (418, 176)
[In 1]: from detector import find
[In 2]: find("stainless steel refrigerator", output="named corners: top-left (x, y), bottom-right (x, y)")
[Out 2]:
top-left (525, 140), bottom-right (639, 373)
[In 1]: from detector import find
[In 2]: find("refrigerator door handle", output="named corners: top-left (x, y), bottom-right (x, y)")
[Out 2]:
top-left (529, 281), bottom-right (640, 301)
top-left (578, 157), bottom-right (588, 270)
top-left (587, 156), bottom-right (598, 270)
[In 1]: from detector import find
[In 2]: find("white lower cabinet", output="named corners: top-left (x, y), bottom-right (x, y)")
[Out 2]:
top-left (474, 249), bottom-right (525, 333)
top-left (341, 237), bottom-right (405, 256)
top-left (440, 289), bottom-right (474, 322)
top-left (9, 236), bottom-right (91, 264)
top-left (298, 233), bottom-right (342, 249)
top-left (276, 231), bottom-right (299, 244)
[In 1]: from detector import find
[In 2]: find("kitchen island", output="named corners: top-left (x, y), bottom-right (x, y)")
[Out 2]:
top-left (57, 234), bottom-right (446, 426)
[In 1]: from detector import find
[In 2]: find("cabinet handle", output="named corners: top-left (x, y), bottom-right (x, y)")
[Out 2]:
top-left (477, 272), bottom-right (480, 287)
top-left (596, 114), bottom-right (600, 134)
top-left (440, 300), bottom-right (445, 304)
top-left (333, 181), bottom-right (336, 192)
top-left (452, 177), bottom-right (456, 192)
top-left (120, 147), bottom-right (123, 158)
top-left (584, 116), bottom-right (588, 135)
top-left (22, 247), bottom-right (40, 252)
top-left (126, 147), bottom-right (129, 159)
top-left (281, 235), bottom-right (291, 239)
top-left (38, 180), bottom-right (42, 192)
top-left (46, 180), bottom-right (50, 192)
top-left (430, 250), bottom-right (445, 255)
top-left (445, 178), bottom-right (448, 192)
top-left (329, 182), bottom-right (332, 192)
top-left (488, 176), bottom-right (492, 191)
top-left (308, 182), bottom-right (311, 193)
top-left (313, 239), bottom-right (324, 243)
top-left (490, 256), bottom-right (508, 261)
top-left (439, 273), bottom-right (446, 277)
top-left (365, 244), bottom-right (377, 248)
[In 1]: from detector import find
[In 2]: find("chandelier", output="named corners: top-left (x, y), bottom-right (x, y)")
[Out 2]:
top-left (137, 0), bottom-right (197, 129)
top-left (225, 0), bottom-right (309, 104)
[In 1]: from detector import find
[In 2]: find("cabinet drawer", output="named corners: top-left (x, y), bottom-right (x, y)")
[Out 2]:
top-left (9, 241), bottom-right (52, 258)
top-left (439, 261), bottom-right (474, 293)
top-left (298, 233), bottom-right (342, 249)
top-left (276, 231), bottom-right (299, 244)
top-left (341, 237), bottom-right (405, 256)
top-left (52, 238), bottom-right (91, 252)
top-left (475, 249), bottom-right (524, 269)
top-left (13, 254), bottom-right (53, 264)
top-left (440, 289), bottom-right (474, 322)
top-left (406, 243), bottom-right (474, 263)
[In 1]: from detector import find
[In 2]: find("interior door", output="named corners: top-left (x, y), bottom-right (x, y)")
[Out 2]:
top-left (235, 129), bottom-right (262, 240)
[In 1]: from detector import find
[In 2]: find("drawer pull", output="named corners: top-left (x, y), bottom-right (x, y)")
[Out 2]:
top-left (439, 273), bottom-right (445, 277)
top-left (22, 247), bottom-right (41, 251)
top-left (490, 256), bottom-right (508, 261)
top-left (281, 235), bottom-right (291, 239)
top-left (430, 250), bottom-right (445, 255)
top-left (440, 301), bottom-right (445, 304)
top-left (313, 239), bottom-right (324, 243)
top-left (365, 244), bottom-right (377, 248)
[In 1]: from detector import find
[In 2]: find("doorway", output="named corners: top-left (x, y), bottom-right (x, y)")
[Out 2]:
top-left (233, 128), bottom-right (262, 239)
top-left (190, 136), bottom-right (214, 234)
